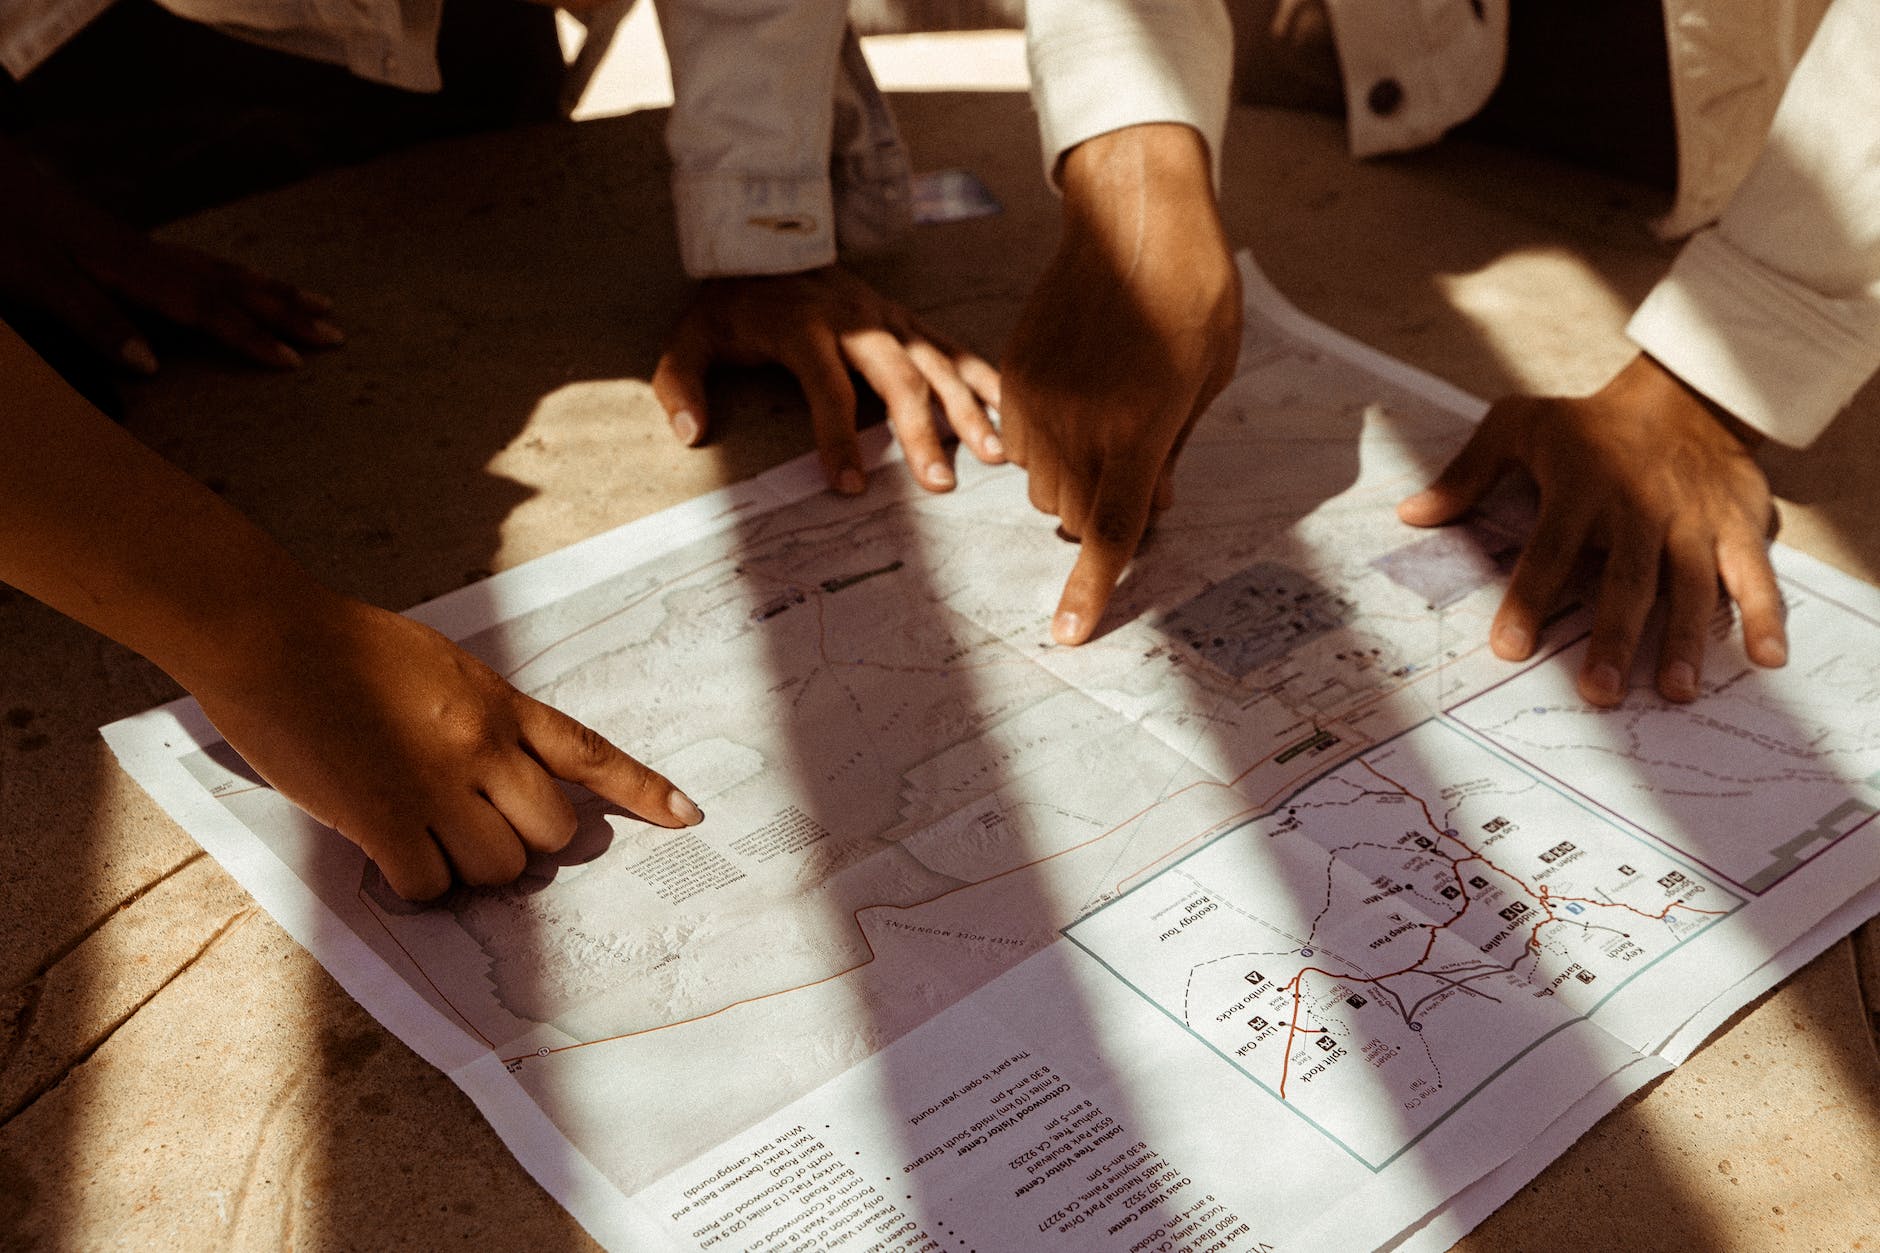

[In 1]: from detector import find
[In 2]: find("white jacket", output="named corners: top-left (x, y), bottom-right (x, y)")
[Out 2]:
top-left (1324, 0), bottom-right (1874, 445)
top-left (11, 0), bottom-right (1870, 445)
top-left (1626, 0), bottom-right (1880, 446)
top-left (652, 0), bottom-right (1233, 278)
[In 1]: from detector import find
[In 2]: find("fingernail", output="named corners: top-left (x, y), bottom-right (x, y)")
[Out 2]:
top-left (838, 468), bottom-right (866, 496)
top-left (923, 461), bottom-right (955, 490)
top-left (309, 318), bottom-right (346, 346)
top-left (1585, 663), bottom-right (1623, 703)
top-left (1663, 660), bottom-right (1698, 700)
top-left (669, 789), bottom-right (703, 826)
top-left (297, 290), bottom-right (336, 314)
top-left (671, 409), bottom-right (701, 445)
top-left (120, 339), bottom-right (159, 375)
top-left (982, 432), bottom-right (1005, 460)
top-left (1052, 610), bottom-right (1083, 645)
top-left (272, 343), bottom-right (304, 369)
top-left (1491, 622), bottom-right (1531, 658)
top-left (1751, 634), bottom-right (1788, 667)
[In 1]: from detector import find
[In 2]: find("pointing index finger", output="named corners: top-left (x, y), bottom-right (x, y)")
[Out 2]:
top-left (1052, 452), bottom-right (1163, 645)
top-left (517, 697), bottom-right (703, 829)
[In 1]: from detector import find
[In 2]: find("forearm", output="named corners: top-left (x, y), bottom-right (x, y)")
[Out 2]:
top-left (4, 325), bottom-right (702, 901)
top-left (0, 322), bottom-right (336, 692)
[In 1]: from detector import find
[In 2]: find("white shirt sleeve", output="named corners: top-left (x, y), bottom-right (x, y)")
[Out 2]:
top-left (1627, 0), bottom-right (1880, 447)
top-left (658, 0), bottom-right (1232, 278)
top-left (654, 0), bottom-right (910, 279)
top-left (1319, 0), bottom-right (1507, 159)
top-left (1025, 0), bottom-right (1233, 186)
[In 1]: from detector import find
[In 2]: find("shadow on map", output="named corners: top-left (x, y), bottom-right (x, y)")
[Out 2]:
top-left (8, 31), bottom-right (1878, 1249)
top-left (488, 129), bottom-right (1880, 1247)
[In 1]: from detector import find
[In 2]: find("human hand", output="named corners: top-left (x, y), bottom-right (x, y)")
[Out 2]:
top-left (194, 594), bottom-right (701, 901)
top-left (3, 323), bottom-right (687, 903)
top-left (652, 265), bottom-right (1004, 494)
top-left (1000, 123), bottom-right (1241, 645)
top-left (1398, 353), bottom-right (1785, 706)
top-left (0, 135), bottom-right (342, 374)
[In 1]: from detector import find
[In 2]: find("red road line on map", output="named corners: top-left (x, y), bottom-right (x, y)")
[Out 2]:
top-left (357, 884), bottom-right (498, 1050)
top-left (446, 536), bottom-right (1620, 1071)
top-left (519, 729), bottom-right (1643, 1067)
top-left (1113, 801), bottom-right (1262, 896)
top-left (1111, 625), bottom-right (1499, 892)
top-left (1273, 758), bottom-right (1727, 1098)
top-left (504, 780), bottom-right (1251, 1064)
top-left (1110, 713), bottom-right (1378, 896)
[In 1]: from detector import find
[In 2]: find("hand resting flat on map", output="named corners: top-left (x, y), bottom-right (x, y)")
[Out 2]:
top-left (0, 320), bottom-right (701, 901)
top-left (1000, 123), bottom-right (1242, 646)
top-left (1398, 351), bottom-right (1786, 707)
top-left (652, 265), bottom-right (1005, 495)
top-left (0, 134), bottom-right (344, 376)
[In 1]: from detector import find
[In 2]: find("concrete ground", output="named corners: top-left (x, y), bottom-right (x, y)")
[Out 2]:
top-left (2, 23), bottom-right (1878, 1253)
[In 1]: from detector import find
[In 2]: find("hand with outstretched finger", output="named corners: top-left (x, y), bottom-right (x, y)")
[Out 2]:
top-left (194, 597), bottom-right (702, 901)
top-left (652, 265), bottom-right (1003, 495)
top-left (1398, 352), bottom-right (1785, 707)
top-left (999, 123), bottom-right (1241, 645)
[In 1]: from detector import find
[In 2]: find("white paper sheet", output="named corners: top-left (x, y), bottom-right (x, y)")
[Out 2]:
top-left (104, 255), bottom-right (1880, 1251)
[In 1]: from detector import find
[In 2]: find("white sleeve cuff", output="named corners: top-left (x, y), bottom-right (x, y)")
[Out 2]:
top-left (1627, 230), bottom-right (1880, 448)
top-left (1026, 0), bottom-right (1232, 187)
top-left (669, 172), bottom-right (839, 279)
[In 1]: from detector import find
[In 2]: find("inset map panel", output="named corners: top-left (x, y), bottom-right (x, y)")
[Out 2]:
top-left (1450, 579), bottom-right (1880, 894)
top-left (1065, 720), bottom-right (1737, 1167)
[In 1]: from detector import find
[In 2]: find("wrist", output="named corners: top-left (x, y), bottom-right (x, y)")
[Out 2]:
top-left (147, 560), bottom-right (349, 698)
top-left (1055, 124), bottom-right (1227, 273)
top-left (1619, 353), bottom-right (1766, 451)
top-left (1060, 123), bottom-right (1215, 213)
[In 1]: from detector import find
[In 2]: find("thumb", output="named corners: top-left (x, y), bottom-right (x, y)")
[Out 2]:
top-left (1398, 401), bottom-right (1523, 527)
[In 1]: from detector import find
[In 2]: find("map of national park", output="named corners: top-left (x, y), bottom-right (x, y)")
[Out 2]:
top-left (117, 260), bottom-right (1880, 1252)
